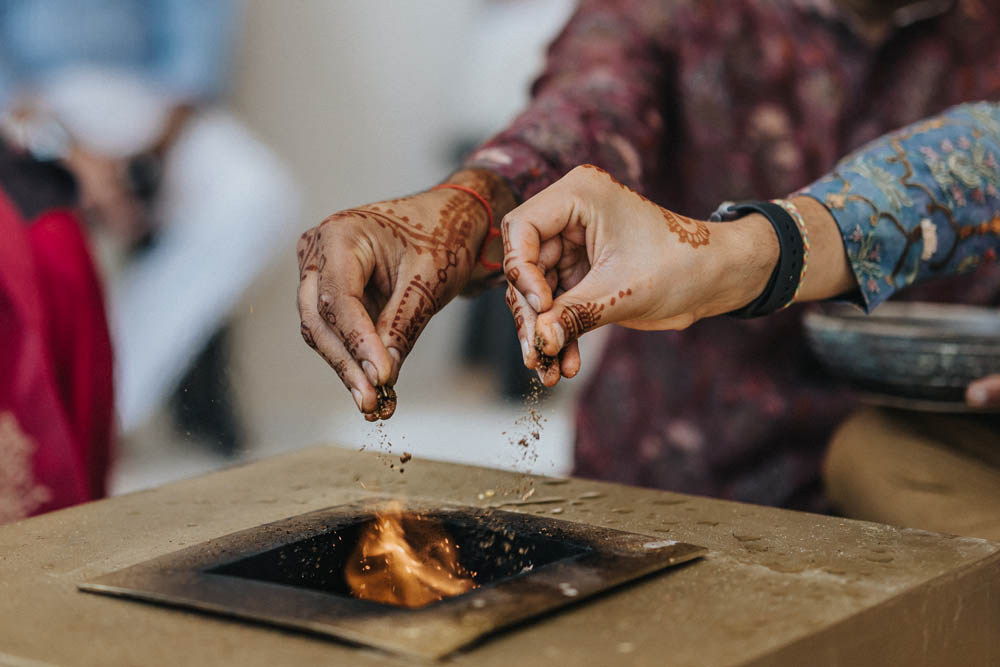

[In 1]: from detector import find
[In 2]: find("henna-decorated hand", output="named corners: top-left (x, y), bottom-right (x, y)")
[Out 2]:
top-left (297, 170), bottom-right (513, 419)
top-left (503, 164), bottom-right (779, 386)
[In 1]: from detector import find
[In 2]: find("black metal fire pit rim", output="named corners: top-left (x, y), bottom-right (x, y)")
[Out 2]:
top-left (78, 495), bottom-right (707, 660)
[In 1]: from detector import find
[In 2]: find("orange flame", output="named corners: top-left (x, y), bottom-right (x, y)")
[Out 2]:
top-left (345, 503), bottom-right (478, 608)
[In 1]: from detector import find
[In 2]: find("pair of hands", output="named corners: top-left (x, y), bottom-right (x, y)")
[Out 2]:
top-left (296, 164), bottom-right (774, 418)
top-left (297, 164), bottom-right (1000, 418)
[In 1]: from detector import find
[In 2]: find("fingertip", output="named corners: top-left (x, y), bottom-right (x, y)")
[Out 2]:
top-left (357, 335), bottom-right (395, 386)
top-left (535, 316), bottom-right (566, 357)
top-left (535, 288), bottom-right (554, 312)
top-left (550, 322), bottom-right (566, 351)
top-left (356, 380), bottom-right (378, 413)
top-left (387, 346), bottom-right (403, 383)
top-left (362, 360), bottom-right (379, 387)
top-left (560, 342), bottom-right (581, 378)
top-left (373, 353), bottom-right (394, 386)
top-left (526, 292), bottom-right (542, 312)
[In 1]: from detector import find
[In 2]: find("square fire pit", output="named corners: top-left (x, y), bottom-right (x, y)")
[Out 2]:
top-left (79, 497), bottom-right (705, 659)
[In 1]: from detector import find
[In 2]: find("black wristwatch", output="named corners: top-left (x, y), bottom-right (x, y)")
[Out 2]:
top-left (710, 200), bottom-right (805, 318)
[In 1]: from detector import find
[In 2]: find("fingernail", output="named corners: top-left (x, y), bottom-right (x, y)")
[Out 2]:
top-left (362, 360), bottom-right (379, 386)
top-left (351, 388), bottom-right (364, 411)
top-left (389, 347), bottom-right (401, 366)
top-left (520, 338), bottom-right (531, 363)
top-left (319, 293), bottom-right (331, 304)
top-left (527, 293), bottom-right (542, 312)
top-left (551, 322), bottom-right (566, 349)
top-left (968, 386), bottom-right (988, 406)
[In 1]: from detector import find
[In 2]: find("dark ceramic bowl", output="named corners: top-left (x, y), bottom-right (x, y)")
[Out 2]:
top-left (804, 302), bottom-right (1000, 410)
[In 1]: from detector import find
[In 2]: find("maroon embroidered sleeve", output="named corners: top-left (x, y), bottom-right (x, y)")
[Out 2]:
top-left (462, 0), bottom-right (675, 201)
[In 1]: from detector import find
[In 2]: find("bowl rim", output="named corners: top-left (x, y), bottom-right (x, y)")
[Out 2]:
top-left (803, 301), bottom-right (1000, 342)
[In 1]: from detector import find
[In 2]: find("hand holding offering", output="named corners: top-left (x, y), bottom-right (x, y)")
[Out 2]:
top-left (297, 170), bottom-right (513, 419)
top-left (501, 164), bottom-right (780, 386)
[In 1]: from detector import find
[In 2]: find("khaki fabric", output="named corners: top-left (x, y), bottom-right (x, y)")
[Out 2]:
top-left (825, 407), bottom-right (1000, 541)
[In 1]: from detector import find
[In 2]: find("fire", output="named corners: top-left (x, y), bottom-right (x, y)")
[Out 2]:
top-left (345, 503), bottom-right (477, 608)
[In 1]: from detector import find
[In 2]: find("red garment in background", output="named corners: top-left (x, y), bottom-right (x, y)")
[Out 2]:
top-left (0, 188), bottom-right (113, 522)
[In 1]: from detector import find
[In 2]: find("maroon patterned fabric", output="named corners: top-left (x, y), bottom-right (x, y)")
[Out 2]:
top-left (464, 0), bottom-right (1000, 511)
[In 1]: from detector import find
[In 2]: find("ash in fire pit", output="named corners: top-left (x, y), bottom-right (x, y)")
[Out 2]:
top-left (209, 503), bottom-right (589, 609)
top-left (80, 498), bottom-right (705, 659)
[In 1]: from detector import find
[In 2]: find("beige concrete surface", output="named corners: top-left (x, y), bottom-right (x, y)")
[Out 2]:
top-left (2, 448), bottom-right (999, 666)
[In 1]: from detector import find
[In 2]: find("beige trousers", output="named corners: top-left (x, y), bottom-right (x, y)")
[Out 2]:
top-left (824, 407), bottom-right (1000, 541)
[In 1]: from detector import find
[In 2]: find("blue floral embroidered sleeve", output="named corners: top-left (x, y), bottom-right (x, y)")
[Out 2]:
top-left (800, 102), bottom-right (1000, 311)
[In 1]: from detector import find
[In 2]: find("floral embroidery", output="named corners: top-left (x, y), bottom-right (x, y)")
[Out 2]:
top-left (968, 103), bottom-right (1000, 141)
top-left (849, 225), bottom-right (885, 291)
top-left (802, 103), bottom-right (1000, 310)
top-left (922, 139), bottom-right (1000, 209)
top-left (846, 158), bottom-right (913, 212)
top-left (0, 411), bottom-right (51, 523)
top-left (826, 192), bottom-right (847, 209)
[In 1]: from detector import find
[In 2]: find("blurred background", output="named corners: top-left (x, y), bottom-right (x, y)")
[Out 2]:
top-left (97, 0), bottom-right (603, 493)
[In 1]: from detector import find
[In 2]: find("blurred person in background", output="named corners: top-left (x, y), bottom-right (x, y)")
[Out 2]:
top-left (298, 0), bottom-right (999, 517)
top-left (0, 132), bottom-right (111, 522)
top-left (0, 0), bottom-right (298, 457)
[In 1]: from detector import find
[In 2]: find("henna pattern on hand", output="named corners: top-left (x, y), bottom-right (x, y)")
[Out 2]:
top-left (579, 164), bottom-right (710, 248)
top-left (297, 228), bottom-right (322, 281)
top-left (390, 274), bottom-right (441, 354)
top-left (342, 329), bottom-right (363, 358)
top-left (311, 194), bottom-right (479, 358)
top-left (318, 297), bottom-right (337, 327)
top-left (302, 320), bottom-right (352, 392)
top-left (300, 322), bottom-right (317, 350)
top-left (559, 301), bottom-right (606, 342)
top-left (661, 208), bottom-right (711, 248)
top-left (609, 288), bottom-right (633, 306)
top-left (300, 171), bottom-right (510, 418)
top-left (505, 283), bottom-right (526, 338)
top-left (374, 175), bottom-right (499, 355)
top-left (501, 218), bottom-right (525, 283)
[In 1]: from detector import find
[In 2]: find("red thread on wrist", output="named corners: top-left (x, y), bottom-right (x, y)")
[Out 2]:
top-left (431, 183), bottom-right (501, 271)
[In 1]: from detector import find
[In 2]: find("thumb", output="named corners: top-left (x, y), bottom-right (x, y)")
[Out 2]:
top-left (373, 262), bottom-right (441, 387)
top-left (534, 270), bottom-right (635, 356)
